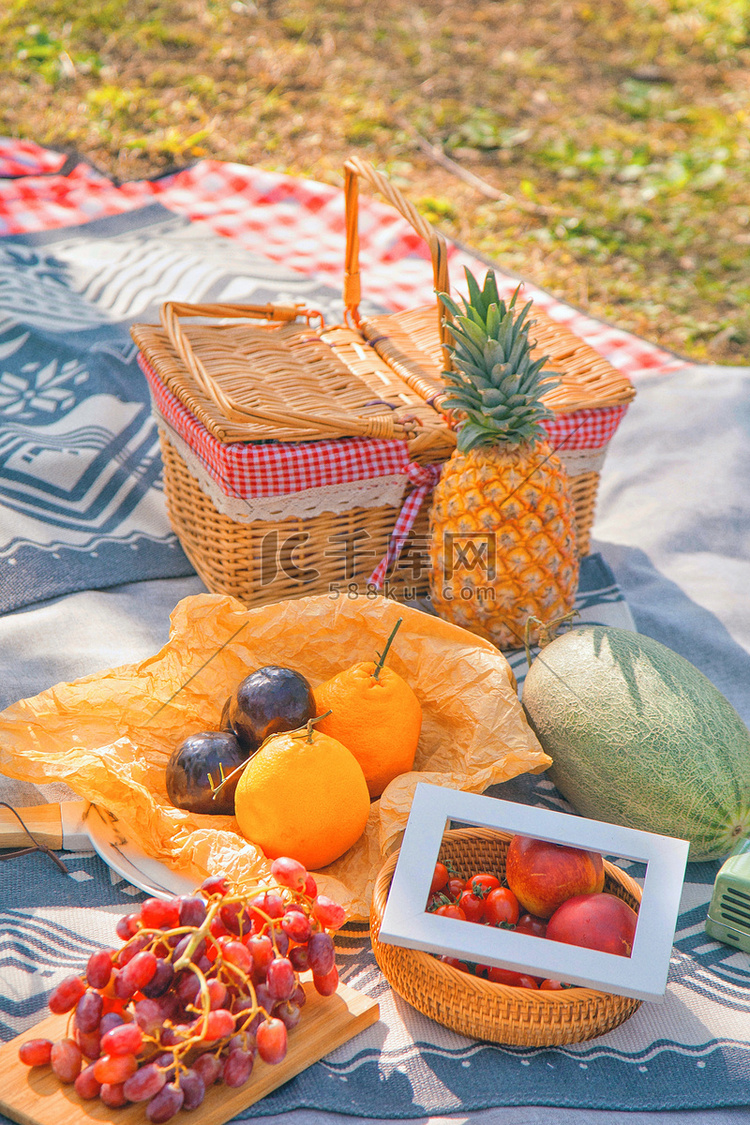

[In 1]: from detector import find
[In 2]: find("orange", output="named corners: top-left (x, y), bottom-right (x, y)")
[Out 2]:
top-left (314, 661), bottom-right (422, 798)
top-left (233, 724), bottom-right (370, 870)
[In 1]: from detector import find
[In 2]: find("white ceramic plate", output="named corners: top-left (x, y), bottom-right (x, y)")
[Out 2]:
top-left (85, 803), bottom-right (197, 898)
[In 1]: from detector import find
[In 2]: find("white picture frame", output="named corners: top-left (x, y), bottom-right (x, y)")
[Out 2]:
top-left (378, 783), bottom-right (690, 1002)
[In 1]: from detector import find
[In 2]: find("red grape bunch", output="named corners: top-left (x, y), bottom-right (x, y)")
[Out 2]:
top-left (19, 857), bottom-right (347, 1121)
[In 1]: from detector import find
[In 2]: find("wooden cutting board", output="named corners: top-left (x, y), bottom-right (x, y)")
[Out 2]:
top-left (0, 979), bottom-right (378, 1125)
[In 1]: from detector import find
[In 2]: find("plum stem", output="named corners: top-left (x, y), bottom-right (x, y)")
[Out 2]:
top-left (373, 617), bottom-right (403, 681)
top-left (208, 757), bottom-right (248, 798)
top-left (210, 712), bottom-right (334, 792)
top-left (304, 711), bottom-right (332, 743)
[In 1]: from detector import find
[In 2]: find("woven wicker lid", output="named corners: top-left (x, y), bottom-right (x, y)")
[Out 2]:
top-left (131, 303), bottom-right (454, 463)
top-left (361, 303), bottom-right (636, 416)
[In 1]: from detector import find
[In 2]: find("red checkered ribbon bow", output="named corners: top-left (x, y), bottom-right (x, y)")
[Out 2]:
top-left (369, 462), bottom-right (444, 589)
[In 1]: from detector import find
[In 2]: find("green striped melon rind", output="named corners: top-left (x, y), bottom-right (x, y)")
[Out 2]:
top-left (521, 625), bottom-right (750, 861)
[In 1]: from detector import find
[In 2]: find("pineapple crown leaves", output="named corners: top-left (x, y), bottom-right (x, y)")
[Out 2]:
top-left (439, 268), bottom-right (562, 453)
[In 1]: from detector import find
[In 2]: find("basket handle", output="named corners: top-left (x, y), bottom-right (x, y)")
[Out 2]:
top-left (343, 156), bottom-right (452, 354)
top-left (159, 301), bottom-right (410, 442)
top-left (160, 301), bottom-right (320, 400)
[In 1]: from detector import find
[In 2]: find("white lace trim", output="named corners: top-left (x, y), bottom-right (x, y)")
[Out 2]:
top-left (157, 412), bottom-right (604, 524)
top-left (158, 419), bottom-right (410, 522)
top-left (557, 447), bottom-right (607, 475)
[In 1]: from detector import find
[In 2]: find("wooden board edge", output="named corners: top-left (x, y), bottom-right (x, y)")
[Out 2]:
top-left (0, 979), bottom-right (380, 1125)
top-left (0, 804), bottom-right (63, 850)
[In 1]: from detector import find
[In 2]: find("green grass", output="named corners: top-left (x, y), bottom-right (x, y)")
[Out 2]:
top-left (1, 0), bottom-right (748, 362)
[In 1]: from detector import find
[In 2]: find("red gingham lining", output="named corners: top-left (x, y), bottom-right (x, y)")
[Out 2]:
top-left (369, 463), bottom-right (443, 588)
top-left (544, 404), bottom-right (628, 452)
top-left (141, 347), bottom-right (623, 499)
top-left (140, 354), bottom-right (412, 497)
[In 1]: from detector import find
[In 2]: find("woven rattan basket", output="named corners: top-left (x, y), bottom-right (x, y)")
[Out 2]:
top-left (155, 427), bottom-right (434, 605)
top-left (132, 159), bottom-right (635, 609)
top-left (370, 827), bottom-right (643, 1047)
top-left (133, 300), bottom-right (448, 605)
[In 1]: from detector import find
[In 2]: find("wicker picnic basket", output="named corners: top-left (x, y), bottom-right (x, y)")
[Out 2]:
top-left (131, 158), bottom-right (635, 610)
top-left (370, 826), bottom-right (643, 1047)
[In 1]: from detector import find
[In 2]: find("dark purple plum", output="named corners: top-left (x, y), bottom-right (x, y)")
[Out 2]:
top-left (219, 696), bottom-right (233, 731)
top-left (227, 666), bottom-right (315, 754)
top-left (166, 731), bottom-right (248, 815)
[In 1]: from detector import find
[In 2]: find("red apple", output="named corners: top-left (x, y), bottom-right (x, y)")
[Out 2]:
top-left (505, 835), bottom-right (605, 919)
top-left (546, 892), bottom-right (638, 957)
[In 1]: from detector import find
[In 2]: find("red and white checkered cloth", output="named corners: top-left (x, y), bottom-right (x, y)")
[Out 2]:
top-left (1, 140), bottom-right (691, 585)
top-left (141, 343), bottom-right (625, 497)
top-left (0, 137), bottom-right (67, 178)
top-left (0, 143), bottom-right (685, 382)
top-left (143, 351), bottom-right (443, 588)
top-left (141, 345), bottom-right (627, 586)
top-left (368, 462), bottom-right (443, 588)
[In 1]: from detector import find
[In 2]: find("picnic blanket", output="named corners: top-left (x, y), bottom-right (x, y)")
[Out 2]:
top-left (1, 139), bottom-right (749, 1123)
top-left (0, 138), bottom-right (683, 614)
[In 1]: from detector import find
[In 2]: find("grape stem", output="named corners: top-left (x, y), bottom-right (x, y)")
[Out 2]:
top-left (36, 872), bottom-right (340, 1107)
top-left (172, 901), bottom-right (222, 973)
top-left (186, 959), bottom-right (211, 1036)
top-left (373, 617), bottom-right (403, 681)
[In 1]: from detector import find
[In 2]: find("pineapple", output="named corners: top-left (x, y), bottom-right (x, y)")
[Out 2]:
top-left (428, 269), bottom-right (579, 650)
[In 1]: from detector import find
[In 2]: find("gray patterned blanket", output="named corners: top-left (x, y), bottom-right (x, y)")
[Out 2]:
top-left (0, 203), bottom-right (349, 612)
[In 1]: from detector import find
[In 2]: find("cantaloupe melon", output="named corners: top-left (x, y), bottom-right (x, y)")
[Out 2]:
top-left (521, 625), bottom-right (750, 861)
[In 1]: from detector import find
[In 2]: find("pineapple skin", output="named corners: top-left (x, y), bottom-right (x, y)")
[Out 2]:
top-left (428, 440), bottom-right (580, 650)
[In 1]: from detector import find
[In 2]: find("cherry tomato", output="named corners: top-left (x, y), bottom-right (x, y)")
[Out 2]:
top-left (430, 862), bottom-right (449, 894)
top-left (484, 886), bottom-right (520, 927)
top-left (440, 956), bottom-right (470, 972)
top-left (539, 979), bottom-right (565, 990)
top-left (435, 904), bottom-right (466, 921)
top-left (515, 913), bottom-right (547, 938)
top-left (466, 873), bottom-right (501, 897)
top-left (445, 878), bottom-right (466, 902)
top-left (458, 891), bottom-right (486, 923)
top-left (486, 967), bottom-right (539, 989)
